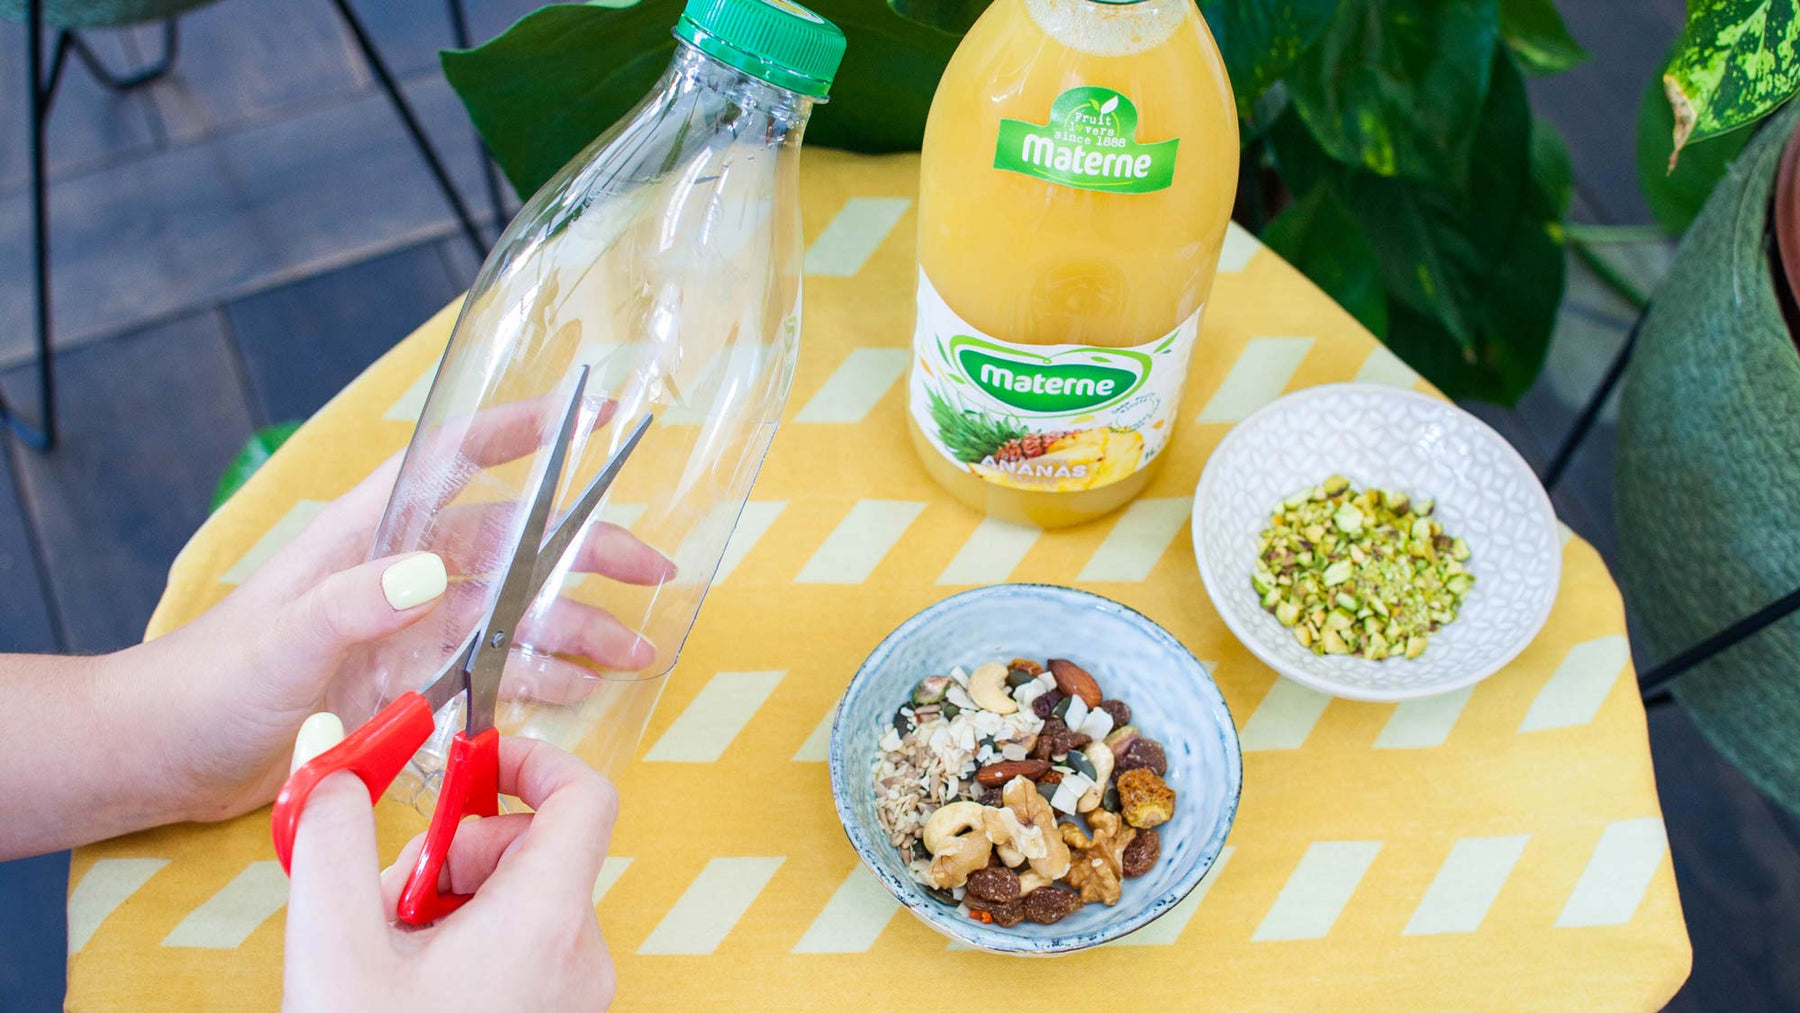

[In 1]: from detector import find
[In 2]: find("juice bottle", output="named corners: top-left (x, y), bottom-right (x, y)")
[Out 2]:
top-left (908, 0), bottom-right (1238, 527)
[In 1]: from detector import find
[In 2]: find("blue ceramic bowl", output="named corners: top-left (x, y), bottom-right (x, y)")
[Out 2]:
top-left (828, 584), bottom-right (1242, 954)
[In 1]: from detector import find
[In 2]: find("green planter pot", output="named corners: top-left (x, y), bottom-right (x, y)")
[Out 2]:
top-left (1616, 100), bottom-right (1800, 815)
top-left (1, 0), bottom-right (215, 29)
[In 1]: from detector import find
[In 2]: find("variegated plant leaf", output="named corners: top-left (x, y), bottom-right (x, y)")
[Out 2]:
top-left (1663, 0), bottom-right (1800, 166)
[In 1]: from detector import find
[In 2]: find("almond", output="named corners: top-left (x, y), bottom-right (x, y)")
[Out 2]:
top-left (1047, 658), bottom-right (1102, 707)
top-left (975, 759), bottom-right (1051, 788)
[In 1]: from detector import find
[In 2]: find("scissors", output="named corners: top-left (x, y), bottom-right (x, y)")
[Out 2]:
top-left (272, 365), bottom-right (651, 926)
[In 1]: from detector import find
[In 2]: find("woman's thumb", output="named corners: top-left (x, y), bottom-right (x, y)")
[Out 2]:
top-left (262, 552), bottom-right (447, 690)
top-left (285, 715), bottom-right (387, 937)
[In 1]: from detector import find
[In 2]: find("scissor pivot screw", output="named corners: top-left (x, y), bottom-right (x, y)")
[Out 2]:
top-left (489, 632), bottom-right (507, 649)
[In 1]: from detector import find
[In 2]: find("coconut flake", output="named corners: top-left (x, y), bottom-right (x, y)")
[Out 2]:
top-left (1077, 707), bottom-right (1114, 741)
top-left (1050, 773), bottom-right (1092, 814)
top-left (1063, 695), bottom-right (1089, 731)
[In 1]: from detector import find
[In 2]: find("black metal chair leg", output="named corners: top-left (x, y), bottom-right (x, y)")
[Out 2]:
top-left (328, 0), bottom-right (488, 260)
top-left (4, 0), bottom-right (58, 452)
top-left (64, 17), bottom-right (178, 91)
top-left (1541, 307), bottom-right (1645, 493)
top-left (445, 0), bottom-right (509, 235)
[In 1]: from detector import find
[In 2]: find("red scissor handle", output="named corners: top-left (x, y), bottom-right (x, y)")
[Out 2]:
top-left (272, 691), bottom-right (437, 872)
top-left (394, 727), bottom-right (501, 924)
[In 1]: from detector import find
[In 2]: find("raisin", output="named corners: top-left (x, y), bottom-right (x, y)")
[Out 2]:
top-left (965, 866), bottom-right (1021, 904)
top-left (1117, 737), bottom-right (1168, 776)
top-left (1032, 717), bottom-right (1089, 760)
top-left (979, 786), bottom-right (1005, 807)
top-left (1121, 828), bottom-right (1159, 877)
top-left (965, 893), bottom-right (1026, 927)
top-left (1021, 885), bottom-right (1082, 924)
top-left (1098, 699), bottom-right (1131, 726)
top-left (1031, 690), bottom-right (1065, 719)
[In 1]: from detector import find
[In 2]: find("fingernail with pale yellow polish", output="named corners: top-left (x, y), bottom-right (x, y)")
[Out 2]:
top-left (382, 552), bottom-right (447, 611)
top-left (291, 712), bottom-right (346, 773)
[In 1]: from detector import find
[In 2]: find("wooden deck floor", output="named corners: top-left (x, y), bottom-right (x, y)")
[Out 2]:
top-left (1, 0), bottom-right (1795, 1009)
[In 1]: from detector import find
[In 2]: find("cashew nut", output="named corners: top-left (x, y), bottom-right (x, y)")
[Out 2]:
top-left (967, 662), bottom-right (1018, 714)
top-left (983, 801), bottom-right (1048, 867)
top-left (1001, 776), bottom-right (1071, 881)
top-left (1077, 741), bottom-right (1115, 813)
top-left (923, 801), bottom-right (993, 889)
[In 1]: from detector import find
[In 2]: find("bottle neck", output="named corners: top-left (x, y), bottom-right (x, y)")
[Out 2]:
top-left (663, 41), bottom-right (814, 145)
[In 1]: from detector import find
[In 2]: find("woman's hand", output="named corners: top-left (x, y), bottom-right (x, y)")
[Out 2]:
top-left (141, 404), bottom-right (671, 824)
top-left (0, 398), bottom-right (672, 860)
top-left (282, 732), bottom-right (617, 1012)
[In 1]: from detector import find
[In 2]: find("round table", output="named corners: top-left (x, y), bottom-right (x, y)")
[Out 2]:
top-left (67, 149), bottom-right (1689, 1010)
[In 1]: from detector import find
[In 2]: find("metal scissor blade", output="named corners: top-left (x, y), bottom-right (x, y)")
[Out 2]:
top-left (529, 410), bottom-right (654, 600)
top-left (462, 367), bottom-right (597, 733)
top-left (414, 627), bottom-right (483, 713)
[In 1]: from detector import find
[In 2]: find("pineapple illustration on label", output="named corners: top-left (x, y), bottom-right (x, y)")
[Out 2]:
top-left (910, 269), bottom-right (1198, 493)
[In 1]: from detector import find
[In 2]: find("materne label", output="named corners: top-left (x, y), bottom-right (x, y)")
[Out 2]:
top-left (909, 269), bottom-right (1198, 493)
top-left (993, 86), bottom-right (1179, 194)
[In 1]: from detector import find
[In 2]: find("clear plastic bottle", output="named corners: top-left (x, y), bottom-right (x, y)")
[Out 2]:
top-left (338, 0), bottom-right (844, 806)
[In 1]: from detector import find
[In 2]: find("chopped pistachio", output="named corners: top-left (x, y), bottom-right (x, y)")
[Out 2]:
top-left (1253, 478), bottom-right (1475, 661)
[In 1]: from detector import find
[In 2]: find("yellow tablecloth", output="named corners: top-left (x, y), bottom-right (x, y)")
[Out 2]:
top-left (67, 149), bottom-right (1689, 1010)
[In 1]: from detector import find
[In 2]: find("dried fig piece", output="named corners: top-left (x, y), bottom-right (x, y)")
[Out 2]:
top-left (1121, 827), bottom-right (1159, 877)
top-left (1117, 768), bottom-right (1176, 829)
top-left (1098, 699), bottom-right (1131, 726)
top-left (965, 865), bottom-right (1021, 904)
top-left (1021, 885), bottom-right (1082, 924)
top-left (1117, 737), bottom-right (1167, 776)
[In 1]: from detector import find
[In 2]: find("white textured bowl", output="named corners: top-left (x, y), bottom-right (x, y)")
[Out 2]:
top-left (1192, 383), bottom-right (1561, 701)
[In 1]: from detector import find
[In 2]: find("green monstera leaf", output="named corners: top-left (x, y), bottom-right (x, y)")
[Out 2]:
top-left (443, 0), bottom-right (963, 197)
top-left (1498, 0), bottom-right (1588, 75)
top-left (1286, 0), bottom-right (1501, 181)
top-left (1662, 0), bottom-right (1799, 164)
top-left (1271, 49), bottom-right (1564, 402)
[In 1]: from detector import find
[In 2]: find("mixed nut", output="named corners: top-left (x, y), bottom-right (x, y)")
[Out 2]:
top-left (1254, 476), bottom-right (1474, 660)
top-left (873, 657), bottom-right (1177, 927)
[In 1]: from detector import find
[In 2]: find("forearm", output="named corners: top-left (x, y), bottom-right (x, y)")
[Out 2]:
top-left (0, 648), bottom-right (191, 860)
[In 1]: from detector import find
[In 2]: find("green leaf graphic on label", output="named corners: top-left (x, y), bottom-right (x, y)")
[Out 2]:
top-left (993, 86), bottom-right (1179, 194)
top-left (953, 336), bottom-right (1148, 413)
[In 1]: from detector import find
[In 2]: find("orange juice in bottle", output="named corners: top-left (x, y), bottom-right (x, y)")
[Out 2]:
top-left (908, 0), bottom-right (1238, 527)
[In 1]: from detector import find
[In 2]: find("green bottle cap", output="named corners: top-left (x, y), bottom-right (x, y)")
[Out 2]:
top-left (674, 0), bottom-right (845, 100)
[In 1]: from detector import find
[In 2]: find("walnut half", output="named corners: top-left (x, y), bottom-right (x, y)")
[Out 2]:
top-left (1060, 810), bottom-right (1136, 906)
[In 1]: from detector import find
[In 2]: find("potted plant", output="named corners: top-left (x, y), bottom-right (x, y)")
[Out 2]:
top-left (1612, 5), bottom-right (1800, 812)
